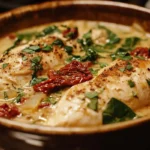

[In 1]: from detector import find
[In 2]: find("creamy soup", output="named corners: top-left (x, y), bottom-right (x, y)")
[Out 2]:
top-left (0, 20), bottom-right (150, 127)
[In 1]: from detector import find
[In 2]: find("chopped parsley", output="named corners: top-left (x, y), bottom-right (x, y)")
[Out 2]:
top-left (30, 56), bottom-right (43, 79)
top-left (2, 63), bottom-right (9, 69)
top-left (13, 89), bottom-right (24, 103)
top-left (126, 62), bottom-right (133, 70)
top-left (44, 97), bottom-right (57, 105)
top-left (64, 46), bottom-right (73, 55)
top-left (22, 56), bottom-right (27, 61)
top-left (128, 80), bottom-right (135, 88)
top-left (146, 79), bottom-right (150, 86)
top-left (89, 68), bottom-right (99, 75)
top-left (3, 91), bottom-right (8, 100)
top-left (85, 91), bottom-right (99, 111)
top-left (103, 98), bottom-right (136, 124)
top-left (30, 77), bottom-right (47, 86)
top-left (99, 62), bottom-right (108, 68)
top-left (23, 45), bottom-right (40, 54)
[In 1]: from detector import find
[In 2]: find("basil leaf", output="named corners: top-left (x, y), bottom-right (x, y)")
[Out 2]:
top-left (146, 79), bottom-right (150, 86)
top-left (85, 91), bottom-right (98, 99)
top-left (52, 39), bottom-right (64, 47)
top-left (103, 98), bottom-right (136, 124)
top-left (99, 62), bottom-right (108, 68)
top-left (111, 37), bottom-right (140, 60)
top-left (22, 56), bottom-right (27, 61)
top-left (99, 25), bottom-right (120, 46)
top-left (64, 46), bottom-right (73, 55)
top-left (43, 26), bottom-right (58, 35)
top-left (31, 56), bottom-right (43, 79)
top-left (30, 77), bottom-right (47, 86)
top-left (42, 45), bottom-right (53, 51)
top-left (3, 91), bottom-right (8, 100)
top-left (45, 97), bottom-right (57, 105)
top-left (126, 62), bottom-right (133, 70)
top-left (13, 89), bottom-right (24, 103)
top-left (89, 68), bottom-right (99, 75)
top-left (2, 63), bottom-right (9, 69)
top-left (128, 80), bottom-right (135, 88)
top-left (87, 98), bottom-right (98, 111)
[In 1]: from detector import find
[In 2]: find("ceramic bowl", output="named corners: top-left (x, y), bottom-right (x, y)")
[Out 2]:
top-left (0, 1), bottom-right (150, 150)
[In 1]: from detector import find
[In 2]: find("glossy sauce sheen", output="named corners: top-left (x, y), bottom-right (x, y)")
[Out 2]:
top-left (0, 20), bottom-right (150, 127)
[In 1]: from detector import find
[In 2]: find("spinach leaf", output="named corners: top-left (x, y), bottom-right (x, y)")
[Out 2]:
top-left (30, 77), bottom-right (47, 86)
top-left (30, 56), bottom-right (43, 79)
top-left (98, 25), bottom-right (120, 47)
top-left (3, 91), bottom-right (8, 100)
top-left (64, 46), bottom-right (73, 55)
top-left (44, 97), bottom-right (57, 105)
top-left (103, 98), bottom-right (136, 124)
top-left (85, 91), bottom-right (99, 111)
top-left (36, 25), bottom-right (59, 37)
top-left (111, 37), bottom-right (140, 60)
top-left (146, 79), bottom-right (150, 87)
top-left (13, 89), bottom-right (24, 103)
top-left (2, 63), bottom-right (9, 69)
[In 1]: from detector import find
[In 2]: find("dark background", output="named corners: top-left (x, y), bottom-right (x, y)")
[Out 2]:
top-left (0, 0), bottom-right (149, 13)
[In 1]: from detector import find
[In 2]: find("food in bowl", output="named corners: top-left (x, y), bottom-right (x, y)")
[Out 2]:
top-left (0, 20), bottom-right (150, 127)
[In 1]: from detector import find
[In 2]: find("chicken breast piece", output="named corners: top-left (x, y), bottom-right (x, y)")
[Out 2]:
top-left (48, 58), bottom-right (150, 127)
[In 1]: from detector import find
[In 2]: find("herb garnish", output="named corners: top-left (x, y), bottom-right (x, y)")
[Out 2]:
top-left (23, 45), bottom-right (40, 54)
top-left (64, 46), bottom-right (73, 55)
top-left (85, 91), bottom-right (99, 111)
top-left (146, 79), bottom-right (150, 86)
top-left (2, 63), bottom-right (9, 69)
top-left (30, 77), bottom-right (47, 86)
top-left (44, 97), bottom-right (57, 105)
top-left (30, 56), bottom-right (43, 79)
top-left (111, 37), bottom-right (140, 60)
top-left (103, 98), bottom-right (136, 124)
top-left (13, 88), bottom-right (24, 103)
top-left (3, 91), bottom-right (8, 100)
top-left (128, 80), bottom-right (135, 88)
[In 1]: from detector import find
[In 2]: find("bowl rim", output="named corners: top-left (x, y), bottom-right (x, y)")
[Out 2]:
top-left (0, 0), bottom-right (150, 135)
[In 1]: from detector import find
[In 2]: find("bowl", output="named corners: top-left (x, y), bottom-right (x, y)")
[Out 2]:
top-left (0, 1), bottom-right (150, 150)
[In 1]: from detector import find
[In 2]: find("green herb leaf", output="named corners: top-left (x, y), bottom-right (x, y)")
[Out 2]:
top-left (42, 45), bottom-right (53, 51)
top-left (30, 77), bottom-right (47, 86)
top-left (31, 56), bottom-right (43, 79)
top-left (52, 39), bottom-right (64, 47)
top-left (146, 79), bottom-right (150, 86)
top-left (128, 80), bottom-right (135, 88)
top-left (13, 89), bottom-right (24, 103)
top-left (43, 26), bottom-right (58, 35)
top-left (87, 98), bottom-right (98, 111)
top-left (45, 97), bottom-right (57, 105)
top-left (2, 63), bottom-right (9, 69)
top-left (3, 91), bottom-right (8, 100)
top-left (126, 62), bottom-right (133, 70)
top-left (119, 68), bottom-right (125, 72)
top-left (89, 68), bottom-right (99, 75)
top-left (103, 98), bottom-right (136, 124)
top-left (22, 56), bottom-right (27, 61)
top-left (64, 46), bottom-right (73, 55)
top-left (99, 62), bottom-right (108, 68)
top-left (22, 45), bottom-right (40, 54)
top-left (85, 91), bottom-right (98, 99)
top-left (99, 25), bottom-right (121, 46)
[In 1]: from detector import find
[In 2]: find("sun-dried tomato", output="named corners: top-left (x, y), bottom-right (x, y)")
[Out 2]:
top-left (62, 27), bottom-right (78, 39)
top-left (130, 47), bottom-right (150, 59)
top-left (8, 33), bottom-right (16, 40)
top-left (0, 103), bottom-right (20, 119)
top-left (33, 60), bottom-right (93, 94)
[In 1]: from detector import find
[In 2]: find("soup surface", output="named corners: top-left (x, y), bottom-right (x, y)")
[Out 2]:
top-left (0, 20), bottom-right (150, 127)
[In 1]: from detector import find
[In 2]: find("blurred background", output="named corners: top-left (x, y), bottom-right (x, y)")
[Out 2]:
top-left (0, 0), bottom-right (150, 13)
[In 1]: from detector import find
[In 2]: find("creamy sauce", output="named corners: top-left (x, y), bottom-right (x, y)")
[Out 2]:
top-left (0, 20), bottom-right (150, 127)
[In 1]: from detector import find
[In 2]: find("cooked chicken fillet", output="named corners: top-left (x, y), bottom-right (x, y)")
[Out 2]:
top-left (48, 58), bottom-right (150, 127)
